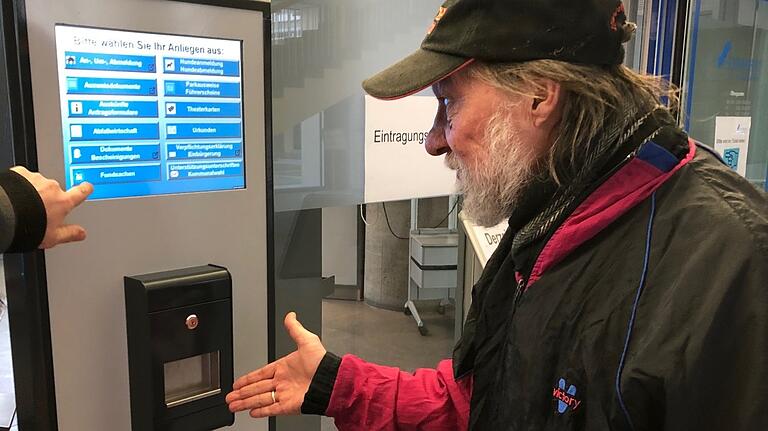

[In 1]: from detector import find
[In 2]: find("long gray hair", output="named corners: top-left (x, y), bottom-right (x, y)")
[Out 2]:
top-left (469, 61), bottom-right (678, 185)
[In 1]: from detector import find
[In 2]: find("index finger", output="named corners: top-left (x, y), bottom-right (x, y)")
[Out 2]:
top-left (65, 182), bottom-right (93, 207)
top-left (233, 362), bottom-right (277, 390)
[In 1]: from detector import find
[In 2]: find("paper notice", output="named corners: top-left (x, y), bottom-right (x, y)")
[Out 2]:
top-left (714, 116), bottom-right (750, 177)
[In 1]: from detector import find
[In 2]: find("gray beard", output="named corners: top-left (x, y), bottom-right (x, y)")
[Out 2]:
top-left (446, 111), bottom-right (540, 227)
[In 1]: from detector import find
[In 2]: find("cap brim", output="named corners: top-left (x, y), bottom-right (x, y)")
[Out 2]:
top-left (362, 49), bottom-right (474, 100)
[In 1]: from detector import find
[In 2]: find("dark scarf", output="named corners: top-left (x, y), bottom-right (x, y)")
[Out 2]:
top-left (509, 105), bottom-right (674, 273)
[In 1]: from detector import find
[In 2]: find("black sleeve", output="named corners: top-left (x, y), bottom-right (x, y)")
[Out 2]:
top-left (301, 352), bottom-right (342, 415)
top-left (657, 169), bottom-right (768, 430)
top-left (626, 208), bottom-right (768, 430)
top-left (663, 247), bottom-right (768, 430)
top-left (0, 170), bottom-right (46, 253)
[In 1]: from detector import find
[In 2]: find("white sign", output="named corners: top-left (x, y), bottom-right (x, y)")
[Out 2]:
top-left (460, 212), bottom-right (509, 267)
top-left (364, 95), bottom-right (456, 203)
top-left (714, 116), bottom-right (750, 177)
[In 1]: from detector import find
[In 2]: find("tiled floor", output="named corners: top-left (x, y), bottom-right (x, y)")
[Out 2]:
top-left (320, 299), bottom-right (457, 431)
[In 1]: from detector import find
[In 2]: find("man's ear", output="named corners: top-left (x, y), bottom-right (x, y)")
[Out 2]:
top-left (529, 80), bottom-right (562, 128)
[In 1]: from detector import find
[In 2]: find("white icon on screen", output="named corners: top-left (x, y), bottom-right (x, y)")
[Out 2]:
top-left (73, 148), bottom-right (82, 159)
top-left (167, 125), bottom-right (177, 135)
top-left (170, 170), bottom-right (179, 178)
top-left (71, 102), bottom-right (83, 115)
top-left (168, 151), bottom-right (177, 158)
top-left (67, 78), bottom-right (78, 90)
top-left (74, 173), bottom-right (84, 182)
top-left (70, 125), bottom-right (83, 138)
top-left (165, 59), bottom-right (175, 71)
top-left (66, 56), bottom-right (76, 66)
top-left (166, 103), bottom-right (177, 115)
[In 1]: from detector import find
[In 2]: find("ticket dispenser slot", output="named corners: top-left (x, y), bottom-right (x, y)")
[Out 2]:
top-left (125, 265), bottom-right (234, 431)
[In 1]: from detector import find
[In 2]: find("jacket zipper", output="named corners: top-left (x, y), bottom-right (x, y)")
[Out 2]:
top-left (510, 277), bottom-right (526, 319)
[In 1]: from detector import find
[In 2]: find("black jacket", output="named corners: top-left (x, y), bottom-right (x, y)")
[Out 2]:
top-left (0, 170), bottom-right (46, 253)
top-left (304, 125), bottom-right (767, 430)
top-left (455, 132), bottom-right (768, 430)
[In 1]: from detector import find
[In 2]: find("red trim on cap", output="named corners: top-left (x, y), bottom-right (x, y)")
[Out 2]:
top-left (374, 58), bottom-right (476, 101)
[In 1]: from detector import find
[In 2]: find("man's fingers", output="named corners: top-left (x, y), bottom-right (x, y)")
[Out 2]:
top-left (233, 362), bottom-right (276, 390)
top-left (59, 225), bottom-right (87, 243)
top-left (65, 181), bottom-right (93, 207)
top-left (41, 225), bottom-right (86, 249)
top-left (249, 404), bottom-right (286, 419)
top-left (284, 312), bottom-right (317, 347)
top-left (229, 392), bottom-right (274, 412)
top-left (226, 379), bottom-right (274, 402)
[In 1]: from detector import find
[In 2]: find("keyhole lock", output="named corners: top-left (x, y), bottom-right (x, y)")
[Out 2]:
top-left (186, 314), bottom-right (199, 330)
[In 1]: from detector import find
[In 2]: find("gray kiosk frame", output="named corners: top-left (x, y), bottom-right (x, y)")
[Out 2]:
top-left (0, 0), bottom-right (275, 429)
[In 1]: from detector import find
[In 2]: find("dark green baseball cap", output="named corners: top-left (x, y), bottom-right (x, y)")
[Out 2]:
top-left (363, 0), bottom-right (633, 100)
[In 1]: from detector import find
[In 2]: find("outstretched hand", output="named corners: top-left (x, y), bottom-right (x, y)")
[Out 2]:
top-left (11, 166), bottom-right (93, 249)
top-left (227, 312), bottom-right (326, 418)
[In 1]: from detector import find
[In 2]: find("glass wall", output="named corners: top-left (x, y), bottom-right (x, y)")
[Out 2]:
top-left (682, 0), bottom-right (768, 188)
top-left (626, 0), bottom-right (652, 71)
top-left (271, 0), bottom-right (446, 212)
top-left (270, 2), bottom-right (448, 430)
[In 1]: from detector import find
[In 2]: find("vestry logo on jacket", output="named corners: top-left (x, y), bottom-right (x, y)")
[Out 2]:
top-left (552, 378), bottom-right (581, 414)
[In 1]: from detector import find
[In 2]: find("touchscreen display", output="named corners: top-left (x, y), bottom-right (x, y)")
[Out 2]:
top-left (55, 25), bottom-right (245, 200)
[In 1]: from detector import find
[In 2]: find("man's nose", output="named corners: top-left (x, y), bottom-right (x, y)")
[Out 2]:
top-left (426, 103), bottom-right (450, 156)
top-left (426, 126), bottom-right (450, 156)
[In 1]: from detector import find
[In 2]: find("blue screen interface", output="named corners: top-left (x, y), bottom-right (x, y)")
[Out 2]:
top-left (55, 25), bottom-right (245, 200)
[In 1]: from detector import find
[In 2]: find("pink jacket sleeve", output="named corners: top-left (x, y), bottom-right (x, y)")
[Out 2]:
top-left (325, 354), bottom-right (472, 430)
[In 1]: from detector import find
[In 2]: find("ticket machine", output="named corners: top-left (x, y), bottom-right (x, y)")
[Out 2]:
top-left (0, 0), bottom-right (272, 429)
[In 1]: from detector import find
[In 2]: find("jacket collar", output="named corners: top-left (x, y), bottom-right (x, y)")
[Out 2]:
top-left (526, 136), bottom-right (696, 287)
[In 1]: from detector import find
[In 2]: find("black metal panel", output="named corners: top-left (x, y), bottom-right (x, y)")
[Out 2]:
top-left (125, 265), bottom-right (234, 431)
top-left (150, 300), bottom-right (233, 425)
top-left (263, 8), bottom-right (277, 431)
top-left (124, 273), bottom-right (154, 430)
top-left (0, 13), bottom-right (13, 171)
top-left (357, 205), bottom-right (366, 300)
top-left (133, 265), bottom-right (232, 312)
top-left (171, 0), bottom-right (270, 13)
top-left (1, 0), bottom-right (58, 429)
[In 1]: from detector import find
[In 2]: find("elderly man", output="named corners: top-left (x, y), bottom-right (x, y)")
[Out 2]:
top-left (227, 0), bottom-right (768, 429)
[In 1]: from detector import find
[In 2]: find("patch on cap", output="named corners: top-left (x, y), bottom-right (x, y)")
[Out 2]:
top-left (610, 3), bottom-right (626, 31)
top-left (427, 6), bottom-right (448, 35)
